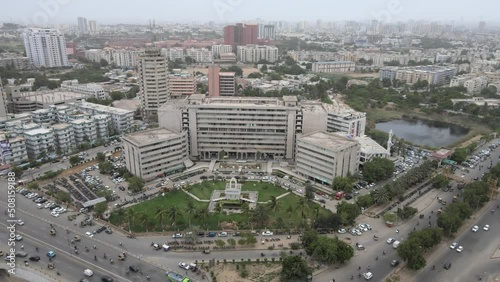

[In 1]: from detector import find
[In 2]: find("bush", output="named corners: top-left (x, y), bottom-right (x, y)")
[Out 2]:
top-left (240, 269), bottom-right (249, 278)
top-left (268, 246), bottom-right (275, 250)
top-left (290, 242), bottom-right (301, 250)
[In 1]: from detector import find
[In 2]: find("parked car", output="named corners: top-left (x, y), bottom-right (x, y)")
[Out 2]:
top-left (262, 230), bottom-right (273, 236)
top-left (390, 260), bottom-right (400, 267)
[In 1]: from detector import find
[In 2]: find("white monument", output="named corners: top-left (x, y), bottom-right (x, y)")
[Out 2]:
top-left (224, 177), bottom-right (242, 200)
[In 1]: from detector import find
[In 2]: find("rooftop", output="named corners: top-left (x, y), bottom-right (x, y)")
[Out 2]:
top-left (70, 118), bottom-right (93, 125)
top-left (52, 123), bottom-right (72, 130)
top-left (20, 91), bottom-right (90, 103)
top-left (123, 128), bottom-right (181, 146)
top-left (24, 128), bottom-right (53, 136)
top-left (299, 131), bottom-right (359, 152)
top-left (73, 101), bottom-right (134, 115)
top-left (353, 135), bottom-right (389, 155)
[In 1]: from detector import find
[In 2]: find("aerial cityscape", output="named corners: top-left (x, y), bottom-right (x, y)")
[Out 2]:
top-left (1, 1), bottom-right (500, 282)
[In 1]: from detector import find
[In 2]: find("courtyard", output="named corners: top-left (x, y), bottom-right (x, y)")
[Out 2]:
top-left (187, 180), bottom-right (287, 202)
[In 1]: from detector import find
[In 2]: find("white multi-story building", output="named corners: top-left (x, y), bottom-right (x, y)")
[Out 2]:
top-left (138, 49), bottom-right (169, 117)
top-left (383, 65), bottom-right (457, 86)
top-left (52, 123), bottom-right (75, 154)
top-left (186, 48), bottom-right (213, 63)
top-left (70, 119), bottom-right (97, 145)
top-left (122, 128), bottom-right (189, 181)
top-left (85, 49), bottom-right (112, 64)
top-left (89, 20), bottom-right (97, 34)
top-left (158, 95), bottom-right (302, 161)
top-left (237, 45), bottom-right (279, 63)
top-left (61, 80), bottom-right (109, 99)
top-left (92, 114), bottom-right (110, 140)
top-left (312, 61), bottom-right (356, 73)
top-left (464, 76), bottom-right (488, 94)
top-left (78, 17), bottom-right (88, 34)
top-left (353, 134), bottom-right (390, 165)
top-left (0, 135), bottom-right (28, 165)
top-left (167, 48), bottom-right (185, 61)
top-left (295, 131), bottom-right (359, 185)
top-left (69, 101), bottom-right (134, 133)
top-left (23, 127), bottom-right (55, 159)
top-left (211, 45), bottom-right (233, 59)
top-left (112, 49), bottom-right (144, 68)
top-left (31, 109), bottom-right (54, 124)
top-left (22, 28), bottom-right (69, 68)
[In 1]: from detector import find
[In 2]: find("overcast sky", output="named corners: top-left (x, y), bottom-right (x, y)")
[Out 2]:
top-left (2, 0), bottom-right (497, 26)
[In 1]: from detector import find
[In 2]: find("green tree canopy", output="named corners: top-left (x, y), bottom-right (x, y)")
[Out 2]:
top-left (280, 255), bottom-right (312, 282)
top-left (362, 157), bottom-right (394, 182)
top-left (128, 176), bottom-right (144, 193)
top-left (336, 202), bottom-right (361, 225)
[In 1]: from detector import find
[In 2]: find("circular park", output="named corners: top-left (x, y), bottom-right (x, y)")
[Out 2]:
top-left (109, 179), bottom-right (332, 233)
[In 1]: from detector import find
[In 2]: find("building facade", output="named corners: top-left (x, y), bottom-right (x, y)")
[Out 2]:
top-left (22, 28), bottom-right (69, 68)
top-left (61, 80), bottom-right (109, 99)
top-left (52, 123), bottom-right (75, 154)
top-left (69, 101), bottom-right (134, 133)
top-left (138, 49), bottom-right (169, 117)
top-left (70, 119), bottom-right (97, 144)
top-left (168, 72), bottom-right (196, 97)
top-left (312, 61), bottom-right (356, 73)
top-left (219, 72), bottom-right (236, 96)
top-left (383, 65), bottom-right (457, 85)
top-left (122, 128), bottom-right (189, 181)
top-left (212, 45), bottom-right (233, 59)
top-left (224, 23), bottom-right (259, 49)
top-left (237, 45), bottom-right (279, 63)
top-left (23, 127), bottom-right (55, 159)
top-left (186, 48), bottom-right (213, 63)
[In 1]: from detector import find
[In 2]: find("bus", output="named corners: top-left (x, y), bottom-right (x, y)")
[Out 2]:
top-left (166, 272), bottom-right (191, 282)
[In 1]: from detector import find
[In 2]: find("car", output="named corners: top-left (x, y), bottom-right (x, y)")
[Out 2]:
top-left (172, 233), bottom-right (183, 238)
top-left (456, 246), bottom-right (464, 253)
top-left (345, 194), bottom-right (353, 200)
top-left (262, 230), bottom-right (273, 236)
top-left (207, 232), bottom-right (216, 237)
top-left (29, 256), bottom-right (40, 261)
top-left (386, 237), bottom-right (395, 244)
top-left (197, 232), bottom-right (205, 237)
top-left (483, 224), bottom-right (490, 231)
top-left (128, 265), bottom-right (139, 272)
top-left (105, 228), bottom-right (113, 234)
top-left (443, 262), bottom-right (452, 270)
top-left (390, 260), bottom-right (400, 267)
top-left (472, 225), bottom-right (479, 232)
top-left (179, 262), bottom-right (190, 270)
top-left (85, 232), bottom-right (94, 238)
top-left (337, 228), bottom-right (347, 234)
top-left (46, 251), bottom-right (56, 258)
top-left (51, 212), bottom-right (59, 217)
top-left (449, 242), bottom-right (458, 249)
top-left (17, 220), bottom-right (24, 226)
top-left (202, 249), bottom-right (211, 254)
top-left (218, 232), bottom-right (228, 237)
top-left (319, 199), bottom-right (326, 204)
top-left (365, 224), bottom-right (372, 230)
top-left (15, 252), bottom-right (28, 257)
top-left (15, 235), bottom-right (22, 241)
top-left (96, 226), bottom-right (107, 233)
top-left (363, 272), bottom-right (373, 280)
top-left (101, 276), bottom-right (114, 282)
top-left (83, 269), bottom-right (94, 277)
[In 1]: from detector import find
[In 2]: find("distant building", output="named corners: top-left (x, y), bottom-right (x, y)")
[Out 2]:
top-left (138, 49), bottom-right (169, 117)
top-left (61, 80), bottom-right (109, 99)
top-left (88, 20), bottom-right (97, 34)
top-left (186, 48), bottom-right (213, 63)
top-left (312, 61), bottom-right (356, 73)
top-left (166, 48), bottom-right (185, 61)
top-left (295, 131), bottom-right (359, 185)
top-left (112, 49), bottom-right (144, 68)
top-left (211, 44), bottom-right (232, 59)
top-left (168, 71), bottom-right (196, 97)
top-left (219, 72), bottom-right (236, 96)
top-left (22, 28), bottom-right (69, 68)
top-left (237, 45), bottom-right (279, 63)
top-left (0, 55), bottom-right (32, 70)
top-left (260, 25), bottom-right (276, 40)
top-left (122, 128), bottom-right (189, 181)
top-left (208, 64), bottom-right (220, 97)
top-left (70, 101), bottom-right (134, 133)
top-left (23, 127), bottom-right (55, 159)
top-left (224, 23), bottom-right (258, 50)
top-left (381, 65), bottom-right (457, 86)
top-left (77, 17), bottom-right (89, 34)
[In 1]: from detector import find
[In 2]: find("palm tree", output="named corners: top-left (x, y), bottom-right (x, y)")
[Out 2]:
top-left (138, 212), bottom-right (150, 232)
top-left (266, 196), bottom-right (281, 213)
top-left (125, 209), bottom-right (136, 233)
top-left (167, 206), bottom-right (180, 228)
top-left (296, 198), bottom-right (309, 222)
top-left (214, 203), bottom-right (223, 227)
top-left (185, 201), bottom-right (196, 230)
top-left (155, 207), bottom-right (168, 232)
top-left (372, 188), bottom-right (390, 205)
top-left (195, 207), bottom-right (209, 230)
top-left (241, 202), bottom-right (252, 227)
top-left (286, 205), bottom-right (294, 228)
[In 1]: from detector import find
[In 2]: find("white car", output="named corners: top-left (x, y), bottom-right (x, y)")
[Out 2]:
top-left (83, 269), bottom-right (93, 277)
top-left (483, 224), bottom-right (490, 231)
top-left (85, 232), bottom-right (94, 238)
top-left (17, 220), bottom-right (24, 226)
top-left (262, 231), bottom-right (273, 236)
top-left (50, 212), bottom-right (59, 217)
top-left (178, 262), bottom-right (190, 270)
top-left (337, 229), bottom-right (347, 234)
top-left (472, 225), bottom-right (479, 232)
top-left (449, 242), bottom-right (458, 249)
top-left (172, 233), bottom-right (183, 238)
top-left (363, 272), bottom-right (373, 280)
top-left (456, 246), bottom-right (464, 253)
top-left (386, 237), bottom-right (395, 244)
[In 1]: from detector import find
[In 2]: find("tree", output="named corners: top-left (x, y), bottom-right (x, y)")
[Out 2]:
top-left (125, 209), bottom-right (136, 232)
top-left (98, 161), bottom-right (113, 174)
top-left (336, 201), bottom-right (361, 225)
top-left (69, 155), bottom-right (81, 166)
top-left (10, 166), bottom-right (23, 178)
top-left (302, 229), bottom-right (319, 255)
top-left (304, 183), bottom-right (314, 201)
top-left (214, 203), bottom-right (223, 226)
top-left (296, 198), bottom-right (310, 225)
top-left (244, 234), bottom-right (257, 245)
top-left (156, 207), bottom-right (168, 231)
top-left (128, 176), bottom-right (144, 193)
top-left (362, 157), bottom-right (394, 182)
top-left (110, 91), bottom-right (124, 101)
top-left (252, 204), bottom-right (269, 227)
top-left (168, 206), bottom-right (181, 227)
top-left (356, 194), bottom-right (374, 208)
top-left (372, 187), bottom-right (391, 205)
top-left (280, 255), bottom-right (312, 282)
top-left (267, 196), bottom-right (282, 213)
top-left (184, 56), bottom-right (196, 65)
top-left (96, 189), bottom-right (112, 201)
top-left (185, 200), bottom-right (196, 230)
top-left (312, 214), bottom-right (342, 231)
top-left (260, 64), bottom-right (268, 72)
top-left (96, 152), bottom-right (106, 162)
top-left (220, 65), bottom-right (243, 76)
top-left (334, 237), bottom-right (355, 263)
top-left (126, 86), bottom-right (139, 99)
top-left (268, 73), bottom-right (283, 81)
top-left (332, 176), bottom-right (354, 192)
top-left (397, 206), bottom-right (418, 220)
top-left (99, 59), bottom-right (109, 67)
top-left (432, 174), bottom-right (450, 189)
top-left (247, 72), bottom-right (262, 79)
top-left (27, 182), bottom-right (39, 190)
top-left (93, 202), bottom-right (108, 218)
top-left (195, 207), bottom-right (210, 230)
top-left (397, 238), bottom-right (426, 270)
top-left (382, 78), bottom-right (392, 88)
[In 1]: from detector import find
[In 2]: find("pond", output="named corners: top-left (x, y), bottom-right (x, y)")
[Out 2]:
top-left (376, 117), bottom-right (469, 148)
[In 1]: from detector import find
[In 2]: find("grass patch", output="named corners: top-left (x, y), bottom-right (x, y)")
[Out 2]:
top-left (109, 189), bottom-right (331, 232)
top-left (187, 181), bottom-right (287, 202)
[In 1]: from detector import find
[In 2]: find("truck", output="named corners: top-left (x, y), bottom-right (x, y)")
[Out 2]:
top-left (335, 191), bottom-right (346, 200)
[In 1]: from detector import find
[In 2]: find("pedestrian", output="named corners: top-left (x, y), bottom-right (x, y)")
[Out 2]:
top-left (21, 245), bottom-right (24, 250)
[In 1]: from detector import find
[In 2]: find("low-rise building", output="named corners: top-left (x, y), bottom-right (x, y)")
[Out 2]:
top-left (31, 109), bottom-right (54, 124)
top-left (186, 48), bottom-right (213, 63)
top-left (52, 123), bottom-right (75, 154)
top-left (23, 127), bottom-right (55, 159)
top-left (61, 80), bottom-right (109, 99)
top-left (296, 131), bottom-right (359, 185)
top-left (0, 56), bottom-right (32, 70)
top-left (70, 101), bottom-right (134, 133)
top-left (382, 65), bottom-right (457, 86)
top-left (168, 72), bottom-right (196, 97)
top-left (122, 128), bottom-right (189, 181)
top-left (237, 45), bottom-right (279, 63)
top-left (70, 118), bottom-right (97, 145)
top-left (92, 114), bottom-right (110, 140)
top-left (0, 135), bottom-right (28, 165)
top-left (312, 61), bottom-right (356, 73)
top-left (352, 134), bottom-right (390, 164)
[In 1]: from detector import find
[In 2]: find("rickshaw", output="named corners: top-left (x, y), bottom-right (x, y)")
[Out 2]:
top-left (74, 235), bottom-right (81, 242)
top-left (50, 229), bottom-right (56, 235)
top-left (48, 263), bottom-right (55, 270)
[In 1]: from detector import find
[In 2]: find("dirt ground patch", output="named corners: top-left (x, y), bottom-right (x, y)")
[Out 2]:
top-left (213, 262), bottom-right (281, 282)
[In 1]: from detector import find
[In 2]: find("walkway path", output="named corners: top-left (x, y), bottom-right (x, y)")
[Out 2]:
top-left (182, 189), bottom-right (210, 202)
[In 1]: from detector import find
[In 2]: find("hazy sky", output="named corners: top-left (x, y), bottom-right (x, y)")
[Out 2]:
top-left (2, 0), bottom-right (497, 25)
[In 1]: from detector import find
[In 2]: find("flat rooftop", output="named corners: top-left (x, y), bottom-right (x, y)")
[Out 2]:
top-left (24, 128), bottom-right (53, 135)
top-left (354, 135), bottom-right (389, 155)
top-left (70, 118), bottom-right (93, 125)
top-left (20, 91), bottom-right (89, 103)
top-left (73, 101), bottom-right (134, 115)
top-left (123, 128), bottom-right (180, 145)
top-left (52, 123), bottom-right (71, 130)
top-left (299, 131), bottom-right (358, 151)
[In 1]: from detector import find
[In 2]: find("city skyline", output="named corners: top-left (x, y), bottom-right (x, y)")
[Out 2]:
top-left (2, 0), bottom-right (499, 26)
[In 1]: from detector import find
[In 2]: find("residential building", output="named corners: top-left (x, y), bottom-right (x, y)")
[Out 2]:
top-left (0, 135), bottom-right (28, 165)
top-left (85, 49), bottom-right (112, 64)
top-left (217, 53), bottom-right (237, 63)
top-left (61, 80), bottom-right (109, 99)
top-left (219, 72), bottom-right (236, 96)
top-left (31, 109), bottom-right (54, 124)
top-left (52, 123), bottom-right (75, 154)
top-left (69, 101), bottom-right (134, 133)
top-left (352, 134), bottom-right (390, 164)
top-left (379, 66), bottom-right (398, 81)
top-left (212, 45), bottom-right (232, 59)
top-left (22, 28), bottom-right (69, 68)
top-left (186, 48), bottom-right (213, 63)
top-left (69, 119), bottom-right (97, 144)
top-left (23, 127), bottom-right (55, 159)
top-left (0, 55), bottom-right (32, 70)
top-left (237, 45), bottom-right (279, 63)
top-left (167, 48), bottom-right (185, 61)
top-left (463, 76), bottom-right (488, 94)
top-left (260, 25), bottom-right (276, 40)
top-left (138, 49), bottom-right (169, 117)
top-left (295, 131), bottom-right (359, 185)
top-left (312, 61), bottom-right (356, 73)
top-left (92, 114), bottom-right (110, 140)
top-left (77, 17), bottom-right (88, 34)
top-left (122, 128), bottom-right (189, 181)
top-left (112, 49), bottom-right (144, 68)
top-left (158, 95), bottom-right (302, 161)
top-left (89, 20), bottom-right (97, 34)
top-left (168, 71), bottom-right (196, 97)
top-left (387, 65), bottom-right (457, 85)
top-left (224, 23), bottom-right (258, 49)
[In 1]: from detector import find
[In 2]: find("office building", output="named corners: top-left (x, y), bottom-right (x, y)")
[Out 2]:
top-left (77, 17), bottom-right (89, 34)
top-left (52, 123), bottom-right (75, 154)
top-left (224, 23), bottom-right (258, 49)
top-left (22, 28), bottom-right (69, 68)
top-left (70, 101), bottom-right (134, 133)
top-left (158, 95), bottom-right (302, 161)
top-left (352, 134), bottom-right (390, 165)
top-left (0, 56), bottom-right (32, 70)
top-left (23, 127), bottom-right (55, 159)
top-left (219, 72), bottom-right (236, 96)
top-left (463, 76), bottom-right (488, 94)
top-left (212, 45), bottom-right (232, 59)
top-left (237, 45), bottom-right (279, 63)
top-left (312, 61), bottom-right (356, 73)
top-left (138, 49), bottom-right (169, 117)
top-left (168, 71), bottom-right (196, 97)
top-left (295, 131), bottom-right (359, 185)
top-left (260, 25), bottom-right (276, 40)
top-left (166, 48), bottom-right (185, 61)
top-left (89, 20), bottom-right (97, 34)
top-left (122, 128), bottom-right (189, 181)
top-left (208, 64), bottom-right (220, 97)
top-left (186, 48), bottom-right (213, 63)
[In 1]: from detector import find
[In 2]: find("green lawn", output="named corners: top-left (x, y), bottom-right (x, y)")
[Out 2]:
top-left (187, 181), bottom-right (288, 202)
top-left (109, 189), bottom-right (332, 232)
